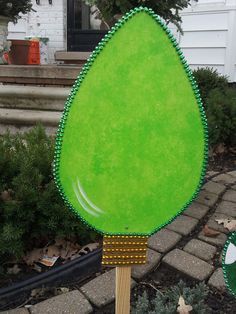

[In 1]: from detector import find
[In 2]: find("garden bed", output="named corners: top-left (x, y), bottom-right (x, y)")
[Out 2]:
top-left (96, 264), bottom-right (236, 314)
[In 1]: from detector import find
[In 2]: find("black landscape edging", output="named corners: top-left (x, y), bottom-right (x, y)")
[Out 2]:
top-left (0, 248), bottom-right (102, 311)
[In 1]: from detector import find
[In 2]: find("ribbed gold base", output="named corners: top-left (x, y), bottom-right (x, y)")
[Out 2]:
top-left (102, 235), bottom-right (148, 266)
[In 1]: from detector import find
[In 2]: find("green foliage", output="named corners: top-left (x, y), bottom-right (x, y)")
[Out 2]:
top-left (84, 0), bottom-right (190, 31)
top-left (0, 126), bottom-right (97, 262)
top-left (193, 67), bottom-right (228, 104)
top-left (206, 87), bottom-right (236, 147)
top-left (193, 67), bottom-right (236, 148)
top-left (0, 0), bottom-right (32, 22)
top-left (132, 280), bottom-right (210, 314)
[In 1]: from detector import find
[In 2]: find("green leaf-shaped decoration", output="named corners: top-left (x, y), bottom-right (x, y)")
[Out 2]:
top-left (223, 232), bottom-right (236, 296)
top-left (54, 7), bottom-right (207, 236)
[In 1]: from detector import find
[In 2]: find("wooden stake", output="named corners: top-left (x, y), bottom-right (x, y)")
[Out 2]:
top-left (116, 266), bottom-right (131, 314)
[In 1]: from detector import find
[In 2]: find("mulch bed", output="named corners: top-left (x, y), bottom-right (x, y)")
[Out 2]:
top-left (97, 265), bottom-right (236, 313)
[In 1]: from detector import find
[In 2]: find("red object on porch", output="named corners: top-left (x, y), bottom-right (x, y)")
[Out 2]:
top-left (9, 40), bottom-right (40, 65)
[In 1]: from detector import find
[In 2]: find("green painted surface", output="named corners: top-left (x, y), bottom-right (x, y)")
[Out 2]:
top-left (223, 233), bottom-right (236, 296)
top-left (57, 9), bottom-right (206, 235)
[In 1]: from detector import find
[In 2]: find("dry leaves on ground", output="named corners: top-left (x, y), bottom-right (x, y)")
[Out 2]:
top-left (203, 225), bottom-right (220, 237)
top-left (177, 296), bottom-right (193, 314)
top-left (7, 264), bottom-right (21, 275)
top-left (23, 239), bottom-right (99, 269)
top-left (215, 218), bottom-right (236, 232)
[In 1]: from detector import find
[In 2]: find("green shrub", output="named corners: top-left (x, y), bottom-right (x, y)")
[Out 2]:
top-left (206, 87), bottom-right (236, 147)
top-left (193, 67), bottom-right (228, 104)
top-left (0, 0), bottom-right (32, 23)
top-left (0, 126), bottom-right (97, 262)
top-left (132, 280), bottom-right (210, 314)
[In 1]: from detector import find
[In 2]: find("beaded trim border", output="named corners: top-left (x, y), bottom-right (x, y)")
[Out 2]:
top-left (102, 235), bottom-right (148, 265)
top-left (53, 6), bottom-right (208, 237)
top-left (222, 232), bottom-right (236, 297)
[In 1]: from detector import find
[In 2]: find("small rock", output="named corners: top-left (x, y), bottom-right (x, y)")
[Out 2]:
top-left (148, 229), bottom-right (182, 253)
top-left (184, 239), bottom-right (217, 262)
top-left (208, 268), bottom-right (226, 291)
top-left (163, 249), bottom-right (214, 281)
top-left (166, 215), bottom-right (198, 236)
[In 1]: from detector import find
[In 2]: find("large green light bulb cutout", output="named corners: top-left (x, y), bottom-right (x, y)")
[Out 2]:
top-left (54, 7), bottom-right (208, 236)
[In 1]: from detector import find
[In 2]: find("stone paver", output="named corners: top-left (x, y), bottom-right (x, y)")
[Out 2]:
top-left (132, 249), bottom-right (162, 280)
top-left (203, 181), bottom-right (226, 195)
top-left (228, 170), bottom-right (236, 177)
top-left (206, 171), bottom-right (219, 178)
top-left (206, 213), bottom-right (233, 234)
top-left (195, 190), bottom-right (219, 207)
top-left (222, 189), bottom-right (236, 203)
top-left (0, 310), bottom-right (29, 314)
top-left (80, 269), bottom-right (135, 308)
top-left (30, 290), bottom-right (92, 314)
top-left (232, 185), bottom-right (236, 191)
top-left (208, 268), bottom-right (226, 291)
top-left (198, 230), bottom-right (227, 247)
top-left (163, 249), bottom-right (214, 281)
top-left (215, 200), bottom-right (236, 217)
top-left (184, 239), bottom-right (217, 262)
top-left (183, 202), bottom-right (209, 220)
top-left (148, 229), bottom-right (182, 253)
top-left (166, 215), bottom-right (198, 236)
top-left (212, 173), bottom-right (236, 185)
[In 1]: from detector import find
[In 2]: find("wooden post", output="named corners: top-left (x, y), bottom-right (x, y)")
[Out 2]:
top-left (102, 235), bottom-right (148, 314)
top-left (116, 266), bottom-right (131, 314)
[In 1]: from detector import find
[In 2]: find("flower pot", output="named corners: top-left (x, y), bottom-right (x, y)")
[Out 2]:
top-left (0, 16), bottom-right (10, 60)
top-left (9, 40), bottom-right (40, 65)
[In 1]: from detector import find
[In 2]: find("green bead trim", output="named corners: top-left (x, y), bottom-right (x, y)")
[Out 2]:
top-left (222, 232), bottom-right (236, 297)
top-left (53, 6), bottom-right (208, 236)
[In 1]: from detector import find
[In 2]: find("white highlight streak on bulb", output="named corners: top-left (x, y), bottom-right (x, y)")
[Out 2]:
top-left (77, 179), bottom-right (105, 214)
top-left (73, 183), bottom-right (99, 217)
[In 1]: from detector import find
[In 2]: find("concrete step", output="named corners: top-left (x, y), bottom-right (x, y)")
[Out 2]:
top-left (55, 51), bottom-right (91, 64)
top-left (0, 64), bottom-right (82, 86)
top-left (0, 85), bottom-right (69, 111)
top-left (0, 108), bottom-right (61, 135)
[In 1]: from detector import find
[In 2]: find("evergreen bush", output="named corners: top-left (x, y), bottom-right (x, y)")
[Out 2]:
top-left (84, 0), bottom-right (191, 31)
top-left (193, 67), bottom-right (228, 104)
top-left (0, 0), bottom-right (32, 22)
top-left (132, 280), bottom-right (210, 314)
top-left (0, 126), bottom-right (97, 263)
top-left (206, 87), bottom-right (236, 147)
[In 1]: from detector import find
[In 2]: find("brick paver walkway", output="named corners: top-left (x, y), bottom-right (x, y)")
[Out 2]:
top-left (2, 170), bottom-right (236, 314)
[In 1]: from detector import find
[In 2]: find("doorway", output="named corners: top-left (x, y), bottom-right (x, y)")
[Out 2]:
top-left (67, 0), bottom-right (108, 51)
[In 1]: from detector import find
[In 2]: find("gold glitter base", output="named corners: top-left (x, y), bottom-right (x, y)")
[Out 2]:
top-left (102, 235), bottom-right (148, 266)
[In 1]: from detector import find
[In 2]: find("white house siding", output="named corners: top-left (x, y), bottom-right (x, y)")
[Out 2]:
top-left (7, 0), bottom-right (66, 63)
top-left (179, 0), bottom-right (236, 82)
top-left (6, 0), bottom-right (236, 81)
